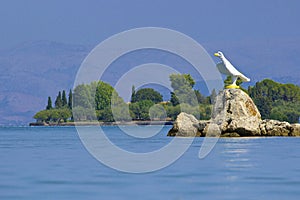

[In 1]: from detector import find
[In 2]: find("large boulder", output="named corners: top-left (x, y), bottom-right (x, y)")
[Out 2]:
top-left (167, 112), bottom-right (201, 137)
top-left (207, 89), bottom-right (262, 136)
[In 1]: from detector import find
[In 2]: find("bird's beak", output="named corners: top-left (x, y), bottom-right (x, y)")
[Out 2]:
top-left (214, 53), bottom-right (220, 57)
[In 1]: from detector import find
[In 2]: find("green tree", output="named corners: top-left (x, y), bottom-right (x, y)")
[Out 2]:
top-left (72, 81), bottom-right (127, 122)
top-left (129, 102), bottom-right (139, 120)
top-left (170, 74), bottom-right (195, 91)
top-left (249, 79), bottom-right (300, 122)
top-left (129, 100), bottom-right (154, 120)
top-left (165, 104), bottom-right (181, 120)
top-left (73, 106), bottom-right (96, 121)
top-left (179, 103), bottom-right (200, 119)
top-left (95, 81), bottom-right (115, 110)
top-left (34, 110), bottom-right (50, 122)
top-left (55, 91), bottom-right (63, 108)
top-left (149, 104), bottom-right (167, 120)
top-left (249, 79), bottom-right (279, 118)
top-left (34, 108), bottom-right (72, 123)
top-left (73, 84), bottom-right (93, 109)
top-left (62, 90), bottom-right (68, 107)
top-left (72, 106), bottom-right (85, 121)
top-left (112, 104), bottom-right (131, 122)
top-left (55, 108), bottom-right (72, 122)
top-left (270, 107), bottom-right (288, 122)
top-left (169, 74), bottom-right (198, 107)
top-left (170, 92), bottom-right (179, 106)
top-left (97, 108), bottom-right (114, 122)
top-left (198, 104), bottom-right (212, 120)
top-left (132, 88), bottom-right (163, 104)
top-left (182, 74), bottom-right (195, 88)
top-left (68, 89), bottom-right (73, 109)
top-left (194, 90), bottom-right (207, 104)
top-left (46, 96), bottom-right (52, 110)
top-left (111, 91), bottom-right (131, 121)
top-left (138, 100), bottom-right (155, 120)
top-left (131, 85), bottom-right (136, 103)
top-left (270, 101), bottom-right (300, 123)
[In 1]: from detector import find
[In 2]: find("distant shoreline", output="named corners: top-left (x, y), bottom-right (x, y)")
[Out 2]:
top-left (29, 121), bottom-right (173, 127)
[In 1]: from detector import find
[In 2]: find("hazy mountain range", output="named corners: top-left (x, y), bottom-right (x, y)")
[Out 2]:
top-left (0, 41), bottom-right (89, 125)
top-left (0, 39), bottom-right (299, 125)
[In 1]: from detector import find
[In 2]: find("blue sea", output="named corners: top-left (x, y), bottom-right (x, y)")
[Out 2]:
top-left (1, 126), bottom-right (300, 200)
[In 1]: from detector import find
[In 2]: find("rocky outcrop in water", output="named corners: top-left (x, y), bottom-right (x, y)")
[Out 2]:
top-left (168, 89), bottom-right (300, 137)
top-left (291, 124), bottom-right (300, 136)
top-left (168, 112), bottom-right (202, 137)
top-left (260, 119), bottom-right (291, 136)
top-left (207, 89), bottom-right (261, 136)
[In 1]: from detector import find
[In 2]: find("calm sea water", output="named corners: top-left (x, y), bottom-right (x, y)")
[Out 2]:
top-left (0, 126), bottom-right (300, 200)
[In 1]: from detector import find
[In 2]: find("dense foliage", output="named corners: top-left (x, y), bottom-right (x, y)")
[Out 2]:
top-left (34, 90), bottom-right (73, 123)
top-left (249, 79), bottom-right (300, 123)
top-left (35, 74), bottom-right (300, 124)
top-left (72, 81), bottom-right (129, 122)
top-left (169, 74), bottom-right (198, 106)
top-left (131, 88), bottom-right (163, 104)
top-left (167, 74), bottom-right (213, 119)
top-left (34, 75), bottom-right (214, 123)
top-left (34, 108), bottom-right (72, 123)
top-left (130, 87), bottom-right (164, 120)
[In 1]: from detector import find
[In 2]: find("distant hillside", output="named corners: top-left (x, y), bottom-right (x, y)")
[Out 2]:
top-left (0, 41), bottom-right (90, 125)
top-left (0, 39), bottom-right (299, 125)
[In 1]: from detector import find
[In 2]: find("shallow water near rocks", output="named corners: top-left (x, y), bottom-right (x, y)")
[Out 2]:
top-left (0, 126), bottom-right (300, 200)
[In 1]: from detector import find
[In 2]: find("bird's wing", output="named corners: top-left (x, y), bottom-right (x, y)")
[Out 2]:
top-left (216, 62), bottom-right (231, 75)
top-left (237, 73), bottom-right (250, 82)
top-left (223, 59), bottom-right (250, 82)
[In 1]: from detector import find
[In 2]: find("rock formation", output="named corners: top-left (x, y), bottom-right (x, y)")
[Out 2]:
top-left (168, 112), bottom-right (202, 137)
top-left (168, 89), bottom-right (300, 137)
top-left (208, 89), bottom-right (261, 136)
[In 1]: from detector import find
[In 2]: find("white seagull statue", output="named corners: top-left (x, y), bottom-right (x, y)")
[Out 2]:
top-left (214, 51), bottom-right (250, 89)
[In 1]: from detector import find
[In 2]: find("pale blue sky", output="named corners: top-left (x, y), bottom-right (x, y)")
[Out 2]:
top-left (1, 0), bottom-right (300, 125)
top-left (1, 0), bottom-right (300, 49)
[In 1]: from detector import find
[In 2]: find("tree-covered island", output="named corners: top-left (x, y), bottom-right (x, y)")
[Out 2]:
top-left (32, 74), bottom-right (300, 125)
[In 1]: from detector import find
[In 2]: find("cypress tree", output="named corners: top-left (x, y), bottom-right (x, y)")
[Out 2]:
top-left (170, 92), bottom-right (179, 106)
top-left (46, 96), bottom-right (52, 110)
top-left (62, 90), bottom-right (68, 107)
top-left (55, 91), bottom-right (63, 108)
top-left (131, 85), bottom-right (136, 103)
top-left (68, 89), bottom-right (73, 109)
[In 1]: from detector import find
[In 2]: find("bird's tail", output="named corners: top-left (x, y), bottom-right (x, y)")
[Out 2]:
top-left (238, 74), bottom-right (250, 82)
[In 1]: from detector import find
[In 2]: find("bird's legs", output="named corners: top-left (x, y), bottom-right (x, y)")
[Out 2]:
top-left (232, 76), bottom-right (238, 85)
top-left (226, 76), bottom-right (240, 89)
